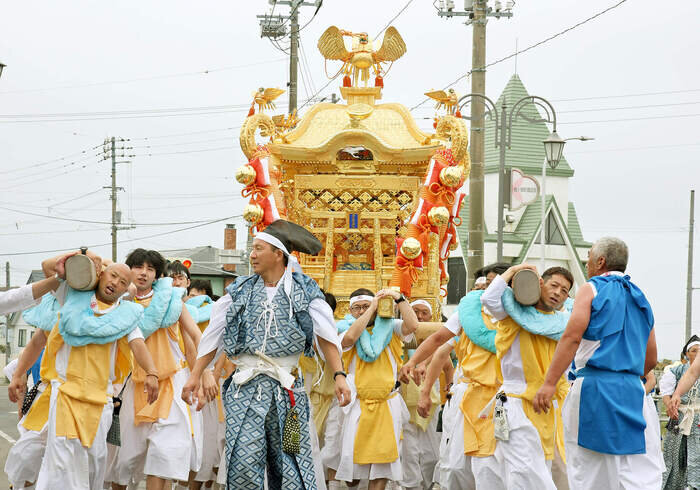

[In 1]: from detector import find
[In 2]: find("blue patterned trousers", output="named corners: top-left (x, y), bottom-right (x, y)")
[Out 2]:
top-left (223, 374), bottom-right (316, 490)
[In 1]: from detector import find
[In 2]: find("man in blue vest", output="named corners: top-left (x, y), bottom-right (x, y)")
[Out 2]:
top-left (533, 236), bottom-right (660, 489)
top-left (182, 219), bottom-right (350, 489)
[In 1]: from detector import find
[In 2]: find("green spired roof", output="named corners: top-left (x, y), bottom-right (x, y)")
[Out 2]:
top-left (567, 202), bottom-right (591, 247)
top-left (454, 74), bottom-right (590, 281)
top-left (483, 74), bottom-right (574, 178)
top-left (456, 194), bottom-right (589, 275)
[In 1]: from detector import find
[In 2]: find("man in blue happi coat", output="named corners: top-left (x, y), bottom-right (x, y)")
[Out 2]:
top-left (533, 236), bottom-right (662, 490)
top-left (182, 219), bottom-right (351, 489)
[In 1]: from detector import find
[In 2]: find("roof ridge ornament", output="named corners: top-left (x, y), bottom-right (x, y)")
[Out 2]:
top-left (317, 26), bottom-right (406, 90)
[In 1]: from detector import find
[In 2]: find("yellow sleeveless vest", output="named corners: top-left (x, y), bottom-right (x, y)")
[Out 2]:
top-left (495, 314), bottom-right (569, 461)
top-left (346, 332), bottom-right (404, 464)
top-left (22, 319), bottom-right (63, 432)
top-left (455, 310), bottom-right (502, 457)
top-left (54, 299), bottom-right (132, 447)
top-left (133, 296), bottom-right (181, 425)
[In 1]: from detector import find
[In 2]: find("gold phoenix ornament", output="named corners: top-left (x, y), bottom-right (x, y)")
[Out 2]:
top-left (317, 26), bottom-right (406, 87)
top-left (425, 88), bottom-right (460, 115)
top-left (253, 87), bottom-right (286, 113)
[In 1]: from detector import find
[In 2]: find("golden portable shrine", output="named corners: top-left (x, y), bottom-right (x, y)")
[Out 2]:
top-left (235, 26), bottom-right (470, 321)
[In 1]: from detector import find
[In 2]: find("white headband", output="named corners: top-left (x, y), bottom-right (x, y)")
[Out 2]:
top-left (349, 295), bottom-right (374, 307)
top-left (475, 276), bottom-right (487, 285)
top-left (254, 230), bottom-right (303, 319)
top-left (688, 341), bottom-right (700, 351)
top-left (255, 231), bottom-right (290, 255)
top-left (410, 299), bottom-right (432, 313)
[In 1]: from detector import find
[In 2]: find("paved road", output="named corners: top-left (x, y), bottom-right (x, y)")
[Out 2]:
top-left (0, 384), bottom-right (20, 488)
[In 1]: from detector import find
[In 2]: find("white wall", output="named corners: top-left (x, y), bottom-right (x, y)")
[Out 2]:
top-left (8, 317), bottom-right (36, 361)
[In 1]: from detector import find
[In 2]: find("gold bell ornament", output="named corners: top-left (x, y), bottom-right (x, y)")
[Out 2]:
top-left (428, 206), bottom-right (450, 227)
top-left (400, 237), bottom-right (422, 260)
top-left (441, 272), bottom-right (450, 286)
top-left (235, 165), bottom-right (257, 185)
top-left (243, 203), bottom-right (264, 224)
top-left (439, 166), bottom-right (463, 187)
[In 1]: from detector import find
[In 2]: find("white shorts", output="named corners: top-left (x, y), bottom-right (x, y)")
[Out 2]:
top-left (36, 380), bottom-right (114, 490)
top-left (437, 381), bottom-right (476, 490)
top-left (5, 416), bottom-right (48, 487)
top-left (400, 408), bottom-right (441, 490)
top-left (105, 369), bottom-right (195, 484)
top-left (321, 400), bottom-right (342, 472)
top-left (334, 380), bottom-right (409, 483)
top-left (471, 396), bottom-right (556, 490)
top-left (193, 399), bottom-right (224, 482)
top-left (562, 378), bottom-right (664, 490)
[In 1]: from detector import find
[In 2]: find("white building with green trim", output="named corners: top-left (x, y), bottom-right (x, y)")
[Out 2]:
top-left (455, 74), bottom-right (591, 288)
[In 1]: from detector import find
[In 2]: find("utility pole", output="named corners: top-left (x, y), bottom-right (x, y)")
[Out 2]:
top-left (257, 0), bottom-right (322, 111)
top-left (468, 0), bottom-right (487, 283)
top-left (5, 261), bottom-right (10, 359)
top-left (110, 137), bottom-right (117, 262)
top-left (288, 0), bottom-right (299, 112)
top-left (687, 189), bottom-right (696, 340)
top-left (436, 0), bottom-right (513, 287)
top-left (101, 137), bottom-right (133, 262)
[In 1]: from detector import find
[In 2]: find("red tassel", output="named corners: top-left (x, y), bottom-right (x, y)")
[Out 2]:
top-left (343, 75), bottom-right (352, 87)
top-left (455, 110), bottom-right (462, 119)
top-left (374, 76), bottom-right (384, 88)
top-left (433, 119), bottom-right (438, 129)
top-left (247, 102), bottom-right (255, 117)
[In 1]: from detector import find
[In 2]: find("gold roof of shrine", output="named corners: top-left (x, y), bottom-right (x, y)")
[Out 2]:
top-left (268, 86), bottom-right (441, 163)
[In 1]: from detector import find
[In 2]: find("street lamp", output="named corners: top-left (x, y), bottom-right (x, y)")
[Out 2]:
top-left (543, 131), bottom-right (565, 169)
top-left (458, 92), bottom-right (593, 268)
top-left (539, 134), bottom-right (593, 272)
top-left (458, 94), bottom-right (561, 264)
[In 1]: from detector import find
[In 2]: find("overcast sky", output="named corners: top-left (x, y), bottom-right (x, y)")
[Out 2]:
top-left (0, 0), bottom-right (698, 359)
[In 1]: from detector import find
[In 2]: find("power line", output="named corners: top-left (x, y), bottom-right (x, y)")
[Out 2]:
top-left (297, 0), bottom-right (323, 33)
top-left (0, 227), bottom-right (112, 237)
top-left (0, 205), bottom-right (238, 227)
top-left (296, 0), bottom-right (416, 111)
top-left (129, 136), bottom-right (233, 149)
top-left (567, 142), bottom-right (700, 154)
top-left (45, 188), bottom-right (106, 208)
top-left (131, 145), bottom-right (238, 157)
top-left (410, 0), bottom-right (630, 111)
top-left (552, 88), bottom-right (700, 103)
top-left (0, 144), bottom-right (102, 175)
top-left (0, 59), bottom-right (287, 95)
top-left (559, 100), bottom-right (700, 114)
top-left (560, 112), bottom-right (700, 125)
top-left (375, 0), bottom-right (415, 38)
top-left (130, 126), bottom-right (241, 141)
top-left (0, 214), bottom-right (243, 257)
top-left (0, 162), bottom-right (102, 191)
top-left (0, 108), bottom-right (263, 124)
top-left (0, 153), bottom-right (102, 189)
top-left (0, 103), bottom-right (255, 118)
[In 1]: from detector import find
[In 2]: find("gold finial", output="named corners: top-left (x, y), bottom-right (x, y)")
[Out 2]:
top-left (317, 26), bottom-right (406, 88)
